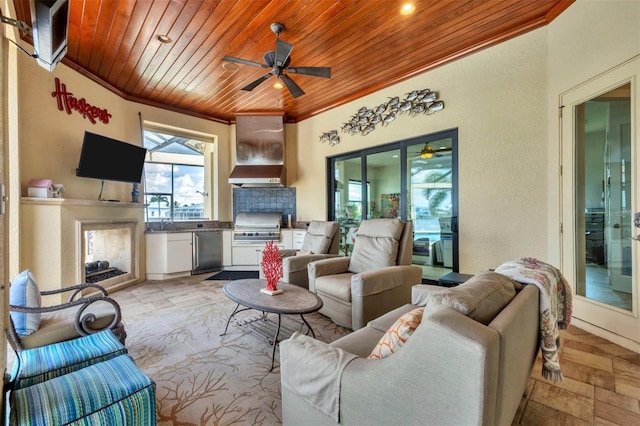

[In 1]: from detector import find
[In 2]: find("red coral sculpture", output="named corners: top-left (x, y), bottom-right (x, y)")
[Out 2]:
top-left (261, 241), bottom-right (283, 291)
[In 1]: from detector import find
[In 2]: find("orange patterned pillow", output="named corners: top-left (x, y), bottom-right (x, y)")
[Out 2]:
top-left (367, 307), bottom-right (424, 359)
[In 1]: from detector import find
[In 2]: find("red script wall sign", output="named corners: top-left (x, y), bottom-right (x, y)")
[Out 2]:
top-left (51, 78), bottom-right (112, 124)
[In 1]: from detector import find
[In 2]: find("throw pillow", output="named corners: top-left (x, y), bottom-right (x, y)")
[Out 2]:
top-left (367, 307), bottom-right (424, 359)
top-left (9, 269), bottom-right (42, 335)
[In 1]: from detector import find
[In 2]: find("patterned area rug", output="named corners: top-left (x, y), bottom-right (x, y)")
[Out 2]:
top-left (118, 280), bottom-right (350, 425)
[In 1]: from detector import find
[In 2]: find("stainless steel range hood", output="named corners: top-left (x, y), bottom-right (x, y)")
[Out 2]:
top-left (229, 165), bottom-right (285, 187)
top-left (229, 114), bottom-right (286, 187)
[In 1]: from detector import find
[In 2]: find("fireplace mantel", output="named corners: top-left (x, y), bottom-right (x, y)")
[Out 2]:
top-left (21, 197), bottom-right (146, 208)
top-left (20, 197), bottom-right (145, 303)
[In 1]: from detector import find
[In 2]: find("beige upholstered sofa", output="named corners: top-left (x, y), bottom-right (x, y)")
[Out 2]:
top-left (281, 271), bottom-right (540, 426)
top-left (308, 219), bottom-right (422, 330)
top-left (280, 221), bottom-right (340, 288)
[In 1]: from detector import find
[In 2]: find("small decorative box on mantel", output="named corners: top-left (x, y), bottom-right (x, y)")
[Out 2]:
top-left (27, 179), bottom-right (54, 198)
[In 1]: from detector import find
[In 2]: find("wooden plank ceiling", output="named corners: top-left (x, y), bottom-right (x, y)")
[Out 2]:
top-left (14, 0), bottom-right (574, 124)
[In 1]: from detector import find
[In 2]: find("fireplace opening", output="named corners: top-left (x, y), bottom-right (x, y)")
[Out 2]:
top-left (79, 220), bottom-right (138, 289)
top-left (85, 260), bottom-right (126, 283)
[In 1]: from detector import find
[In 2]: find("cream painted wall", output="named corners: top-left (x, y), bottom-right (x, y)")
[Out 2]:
top-left (296, 26), bottom-right (549, 274)
top-left (17, 55), bottom-right (130, 201)
top-left (16, 54), bottom-right (232, 210)
top-left (10, 41), bottom-right (234, 283)
top-left (546, 0), bottom-right (640, 264)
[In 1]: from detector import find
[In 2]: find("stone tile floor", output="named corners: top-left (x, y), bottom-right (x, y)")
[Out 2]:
top-left (115, 275), bottom-right (640, 425)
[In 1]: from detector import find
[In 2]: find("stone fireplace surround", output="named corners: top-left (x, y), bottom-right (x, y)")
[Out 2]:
top-left (20, 198), bottom-right (145, 304)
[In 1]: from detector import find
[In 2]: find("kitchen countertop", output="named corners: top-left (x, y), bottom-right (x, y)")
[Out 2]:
top-left (145, 224), bottom-right (309, 234)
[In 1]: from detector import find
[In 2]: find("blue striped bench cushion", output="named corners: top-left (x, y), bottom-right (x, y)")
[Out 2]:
top-left (10, 354), bottom-right (156, 425)
top-left (10, 329), bottom-right (127, 389)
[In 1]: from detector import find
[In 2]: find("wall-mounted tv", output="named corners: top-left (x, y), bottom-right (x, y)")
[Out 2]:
top-left (30, 0), bottom-right (69, 71)
top-left (76, 131), bottom-right (147, 183)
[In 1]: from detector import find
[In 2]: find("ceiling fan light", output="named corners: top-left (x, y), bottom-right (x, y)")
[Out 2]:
top-left (420, 144), bottom-right (433, 158)
top-left (222, 62), bottom-right (239, 72)
top-left (400, 3), bottom-right (416, 15)
top-left (273, 82), bottom-right (284, 89)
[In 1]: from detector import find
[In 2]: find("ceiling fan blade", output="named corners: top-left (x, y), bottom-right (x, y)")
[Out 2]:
top-left (241, 72), bottom-right (273, 91)
top-left (275, 39), bottom-right (294, 67)
top-left (280, 74), bottom-right (305, 98)
top-left (287, 67), bottom-right (331, 79)
top-left (222, 55), bottom-right (268, 68)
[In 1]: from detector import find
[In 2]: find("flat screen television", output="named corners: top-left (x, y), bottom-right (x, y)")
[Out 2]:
top-left (76, 131), bottom-right (147, 183)
top-left (30, 0), bottom-right (69, 71)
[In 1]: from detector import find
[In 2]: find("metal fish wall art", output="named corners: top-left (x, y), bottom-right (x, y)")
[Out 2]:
top-left (319, 88), bottom-right (444, 144)
top-left (319, 129), bottom-right (340, 146)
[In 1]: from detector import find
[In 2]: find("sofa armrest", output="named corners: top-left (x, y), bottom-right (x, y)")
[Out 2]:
top-left (279, 249), bottom-right (298, 258)
top-left (411, 283), bottom-right (450, 306)
top-left (283, 254), bottom-right (338, 289)
top-left (307, 257), bottom-right (351, 292)
top-left (284, 254), bottom-right (336, 273)
top-left (280, 333), bottom-right (357, 423)
top-left (351, 265), bottom-right (423, 296)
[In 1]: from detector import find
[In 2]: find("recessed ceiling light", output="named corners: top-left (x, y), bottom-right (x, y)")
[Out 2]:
top-left (157, 35), bottom-right (172, 44)
top-left (273, 82), bottom-right (284, 90)
top-left (222, 62), bottom-right (239, 72)
top-left (400, 3), bottom-right (416, 15)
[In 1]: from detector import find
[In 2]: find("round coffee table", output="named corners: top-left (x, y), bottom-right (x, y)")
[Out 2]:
top-left (221, 278), bottom-right (323, 371)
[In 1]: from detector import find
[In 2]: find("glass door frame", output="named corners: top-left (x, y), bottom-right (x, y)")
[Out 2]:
top-left (326, 128), bottom-right (459, 272)
top-left (560, 58), bottom-right (639, 346)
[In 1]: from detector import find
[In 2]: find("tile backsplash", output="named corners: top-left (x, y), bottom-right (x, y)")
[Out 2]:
top-left (233, 187), bottom-right (296, 226)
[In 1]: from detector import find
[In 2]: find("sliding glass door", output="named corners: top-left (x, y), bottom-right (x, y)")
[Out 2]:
top-left (328, 129), bottom-right (458, 281)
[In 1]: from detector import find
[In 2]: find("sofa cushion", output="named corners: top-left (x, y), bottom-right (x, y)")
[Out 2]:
top-left (315, 273), bottom-right (353, 302)
top-left (18, 302), bottom-right (120, 350)
top-left (367, 307), bottom-right (424, 359)
top-left (10, 269), bottom-right (42, 336)
top-left (428, 271), bottom-right (516, 324)
top-left (330, 326), bottom-right (385, 358)
top-left (411, 284), bottom-right (451, 306)
top-left (367, 303), bottom-right (417, 332)
top-left (349, 219), bottom-right (404, 273)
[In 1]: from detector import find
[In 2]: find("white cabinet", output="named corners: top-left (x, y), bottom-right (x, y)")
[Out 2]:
top-left (231, 237), bottom-right (287, 267)
top-left (146, 232), bottom-right (192, 279)
top-left (231, 246), bottom-right (263, 266)
top-left (222, 230), bottom-right (233, 266)
top-left (292, 230), bottom-right (306, 249)
top-left (280, 229), bottom-right (306, 249)
top-left (280, 230), bottom-right (293, 248)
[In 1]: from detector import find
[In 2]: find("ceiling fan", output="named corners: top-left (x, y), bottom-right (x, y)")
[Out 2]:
top-left (222, 22), bottom-right (331, 98)
top-left (418, 144), bottom-right (452, 159)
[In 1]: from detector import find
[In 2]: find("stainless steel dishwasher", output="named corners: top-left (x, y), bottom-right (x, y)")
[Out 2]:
top-left (192, 231), bottom-right (222, 274)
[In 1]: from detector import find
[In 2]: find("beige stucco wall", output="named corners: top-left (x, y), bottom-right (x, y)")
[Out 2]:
top-left (15, 53), bottom-right (233, 209)
top-left (546, 0), bottom-right (640, 265)
top-left (8, 40), bottom-right (234, 283)
top-left (296, 24), bottom-right (548, 274)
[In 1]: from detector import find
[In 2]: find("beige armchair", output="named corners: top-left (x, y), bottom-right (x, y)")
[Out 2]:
top-left (279, 221), bottom-right (340, 288)
top-left (308, 219), bottom-right (422, 330)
